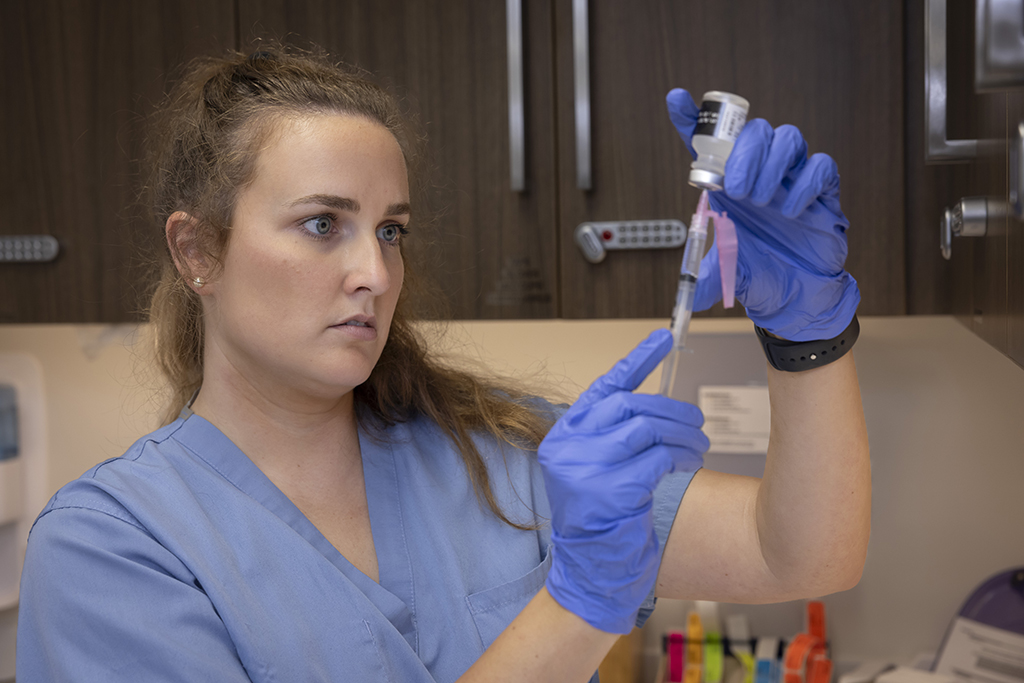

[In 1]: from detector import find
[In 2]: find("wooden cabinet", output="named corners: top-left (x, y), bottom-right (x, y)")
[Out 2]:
top-left (1, 0), bottom-right (235, 323)
top-left (906, 0), bottom-right (1024, 369)
top-left (1007, 95), bottom-right (1024, 368)
top-left (3, 2), bottom-right (911, 323)
top-left (241, 0), bottom-right (905, 321)
top-left (237, 0), bottom-right (560, 320)
top-left (554, 0), bottom-right (905, 319)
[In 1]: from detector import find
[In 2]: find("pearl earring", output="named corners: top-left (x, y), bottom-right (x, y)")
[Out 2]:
top-left (193, 277), bottom-right (205, 288)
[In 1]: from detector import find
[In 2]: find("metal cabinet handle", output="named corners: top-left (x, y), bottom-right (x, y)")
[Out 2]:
top-left (507, 0), bottom-right (526, 192)
top-left (572, 0), bottom-right (592, 190)
top-left (925, 0), bottom-right (999, 162)
top-left (1012, 121), bottom-right (1024, 217)
top-left (976, 0), bottom-right (1024, 91)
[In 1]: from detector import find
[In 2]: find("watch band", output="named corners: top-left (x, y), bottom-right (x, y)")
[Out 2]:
top-left (755, 316), bottom-right (859, 372)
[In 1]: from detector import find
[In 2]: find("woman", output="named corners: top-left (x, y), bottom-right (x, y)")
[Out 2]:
top-left (17, 47), bottom-right (870, 682)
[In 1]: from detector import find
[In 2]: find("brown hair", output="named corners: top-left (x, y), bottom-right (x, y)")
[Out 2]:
top-left (145, 45), bottom-right (554, 528)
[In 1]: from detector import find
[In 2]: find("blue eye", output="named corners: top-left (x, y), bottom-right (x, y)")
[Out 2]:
top-left (376, 223), bottom-right (406, 244)
top-left (301, 215), bottom-right (333, 237)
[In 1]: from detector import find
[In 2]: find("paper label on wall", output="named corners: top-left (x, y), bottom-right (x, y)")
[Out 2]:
top-left (697, 385), bottom-right (770, 454)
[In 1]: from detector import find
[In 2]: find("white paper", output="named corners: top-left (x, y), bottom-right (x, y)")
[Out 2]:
top-left (934, 618), bottom-right (1024, 683)
top-left (877, 668), bottom-right (958, 683)
top-left (698, 385), bottom-right (771, 454)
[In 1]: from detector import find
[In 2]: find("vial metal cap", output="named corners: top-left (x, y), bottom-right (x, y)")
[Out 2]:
top-left (689, 168), bottom-right (724, 191)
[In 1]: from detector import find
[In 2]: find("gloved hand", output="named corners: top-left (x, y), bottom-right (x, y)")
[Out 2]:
top-left (666, 88), bottom-right (860, 341)
top-left (539, 329), bottom-right (709, 634)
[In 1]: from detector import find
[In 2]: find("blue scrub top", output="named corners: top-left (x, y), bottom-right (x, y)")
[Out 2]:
top-left (17, 407), bottom-right (695, 682)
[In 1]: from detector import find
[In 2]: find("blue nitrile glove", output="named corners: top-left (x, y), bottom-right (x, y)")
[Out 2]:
top-left (538, 328), bottom-right (709, 634)
top-left (666, 88), bottom-right (860, 341)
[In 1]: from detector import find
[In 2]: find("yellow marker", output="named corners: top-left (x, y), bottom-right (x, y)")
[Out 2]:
top-left (685, 611), bottom-right (704, 683)
top-left (735, 651), bottom-right (757, 683)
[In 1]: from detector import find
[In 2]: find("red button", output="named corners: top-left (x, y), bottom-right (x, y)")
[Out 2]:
top-left (601, 230), bottom-right (614, 241)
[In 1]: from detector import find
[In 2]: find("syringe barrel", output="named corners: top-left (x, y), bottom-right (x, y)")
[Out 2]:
top-left (661, 192), bottom-right (711, 396)
top-left (669, 275), bottom-right (697, 347)
top-left (681, 229), bottom-right (706, 279)
top-left (668, 227), bottom-right (706, 344)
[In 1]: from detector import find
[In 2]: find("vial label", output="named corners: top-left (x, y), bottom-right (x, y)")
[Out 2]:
top-left (694, 100), bottom-right (748, 143)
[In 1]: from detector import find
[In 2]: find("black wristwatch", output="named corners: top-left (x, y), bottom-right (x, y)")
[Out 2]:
top-left (754, 316), bottom-right (860, 372)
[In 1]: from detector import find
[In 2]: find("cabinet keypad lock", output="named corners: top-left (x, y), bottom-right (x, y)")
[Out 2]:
top-left (574, 220), bottom-right (687, 264)
top-left (0, 235), bottom-right (59, 263)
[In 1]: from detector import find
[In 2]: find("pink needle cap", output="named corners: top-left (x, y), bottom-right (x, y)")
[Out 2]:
top-left (711, 209), bottom-right (738, 308)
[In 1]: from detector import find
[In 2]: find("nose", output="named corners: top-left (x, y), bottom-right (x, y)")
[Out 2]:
top-left (342, 229), bottom-right (393, 296)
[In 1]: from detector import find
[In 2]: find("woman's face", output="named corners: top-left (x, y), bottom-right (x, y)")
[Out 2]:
top-left (201, 114), bottom-right (409, 403)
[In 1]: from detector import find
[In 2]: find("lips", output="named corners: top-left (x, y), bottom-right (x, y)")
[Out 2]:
top-left (332, 315), bottom-right (376, 330)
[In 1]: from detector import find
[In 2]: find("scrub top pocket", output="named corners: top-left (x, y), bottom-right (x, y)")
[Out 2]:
top-left (465, 549), bottom-right (553, 648)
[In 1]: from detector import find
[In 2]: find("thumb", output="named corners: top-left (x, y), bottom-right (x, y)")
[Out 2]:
top-left (693, 243), bottom-right (723, 311)
top-left (666, 88), bottom-right (699, 158)
top-left (576, 329), bottom-right (673, 408)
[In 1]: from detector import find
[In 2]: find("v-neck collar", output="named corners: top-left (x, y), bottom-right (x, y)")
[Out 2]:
top-left (169, 414), bottom-right (418, 652)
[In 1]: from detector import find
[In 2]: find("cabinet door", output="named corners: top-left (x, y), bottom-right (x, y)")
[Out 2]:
top-left (1007, 93), bottom-right (1024, 369)
top-left (906, 0), bottom-right (1014, 361)
top-left (968, 101), bottom-right (1010, 355)
top-left (239, 0), bottom-right (559, 320)
top-left (904, 0), bottom-right (977, 318)
top-left (0, 0), bottom-right (234, 323)
top-left (554, 0), bottom-right (905, 319)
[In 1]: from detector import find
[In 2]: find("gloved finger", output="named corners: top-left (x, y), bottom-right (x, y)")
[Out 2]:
top-left (641, 443), bottom-right (706, 477)
top-left (818, 192), bottom-right (845, 219)
top-left (723, 118), bottom-right (774, 200)
top-left (750, 124), bottom-right (808, 207)
top-left (574, 417), bottom-right (707, 474)
top-left (692, 243), bottom-right (723, 311)
top-left (781, 152), bottom-right (840, 218)
top-left (574, 329), bottom-right (673, 409)
top-left (615, 415), bottom-right (711, 455)
top-left (621, 441), bottom-right (707, 490)
top-left (546, 413), bottom-right (708, 472)
top-left (570, 392), bottom-right (705, 432)
top-left (666, 88), bottom-right (699, 158)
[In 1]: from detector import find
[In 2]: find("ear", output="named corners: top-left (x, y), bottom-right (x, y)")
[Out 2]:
top-left (166, 211), bottom-right (211, 293)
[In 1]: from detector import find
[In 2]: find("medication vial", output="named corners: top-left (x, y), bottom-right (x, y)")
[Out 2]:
top-left (689, 91), bottom-right (750, 191)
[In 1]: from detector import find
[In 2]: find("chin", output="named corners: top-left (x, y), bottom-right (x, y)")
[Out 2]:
top-left (312, 347), bottom-right (381, 381)
top-left (308, 366), bottom-right (376, 398)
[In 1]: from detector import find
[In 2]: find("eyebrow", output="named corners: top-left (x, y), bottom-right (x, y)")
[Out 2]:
top-left (288, 194), bottom-right (411, 217)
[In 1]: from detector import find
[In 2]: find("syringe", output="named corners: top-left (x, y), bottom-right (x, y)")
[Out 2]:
top-left (659, 189), bottom-right (712, 397)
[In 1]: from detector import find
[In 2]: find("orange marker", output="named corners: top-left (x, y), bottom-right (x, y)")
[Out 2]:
top-left (783, 633), bottom-right (826, 683)
top-left (807, 602), bottom-right (826, 644)
top-left (807, 658), bottom-right (833, 683)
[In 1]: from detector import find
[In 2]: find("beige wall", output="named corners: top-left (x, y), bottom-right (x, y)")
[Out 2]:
top-left (1, 316), bottom-right (1022, 669)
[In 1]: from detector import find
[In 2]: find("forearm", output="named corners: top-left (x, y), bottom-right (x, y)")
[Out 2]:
top-left (457, 587), bottom-right (618, 683)
top-left (755, 352), bottom-right (871, 596)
